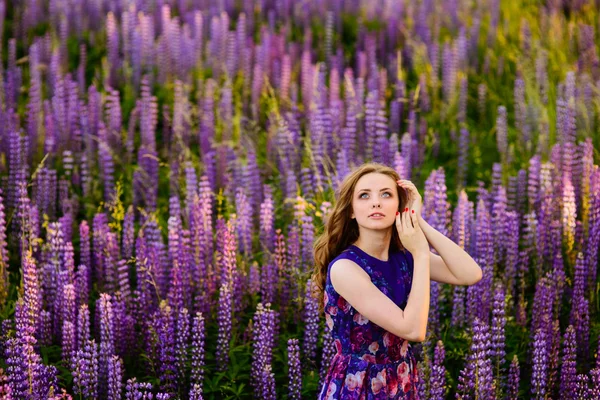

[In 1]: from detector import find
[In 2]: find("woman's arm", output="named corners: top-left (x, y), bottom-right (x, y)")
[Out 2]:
top-left (419, 217), bottom-right (482, 286)
top-left (330, 249), bottom-right (431, 342)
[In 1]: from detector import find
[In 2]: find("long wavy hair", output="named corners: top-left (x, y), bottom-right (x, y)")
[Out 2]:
top-left (310, 163), bottom-right (410, 313)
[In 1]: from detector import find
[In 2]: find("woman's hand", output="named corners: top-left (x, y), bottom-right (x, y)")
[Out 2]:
top-left (395, 208), bottom-right (429, 257)
top-left (397, 179), bottom-right (423, 223)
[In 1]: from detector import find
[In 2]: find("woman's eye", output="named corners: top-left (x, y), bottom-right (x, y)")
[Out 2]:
top-left (382, 192), bottom-right (391, 197)
top-left (359, 193), bottom-right (368, 198)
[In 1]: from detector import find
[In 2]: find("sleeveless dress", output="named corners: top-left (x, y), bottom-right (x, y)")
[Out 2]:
top-left (318, 244), bottom-right (420, 400)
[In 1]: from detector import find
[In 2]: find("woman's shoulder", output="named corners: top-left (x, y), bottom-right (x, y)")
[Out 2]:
top-left (328, 246), bottom-right (361, 268)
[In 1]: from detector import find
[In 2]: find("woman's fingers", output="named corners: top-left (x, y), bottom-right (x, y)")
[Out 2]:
top-left (403, 209), bottom-right (412, 231)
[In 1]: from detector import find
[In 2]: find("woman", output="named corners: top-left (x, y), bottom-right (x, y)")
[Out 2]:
top-left (312, 163), bottom-right (482, 399)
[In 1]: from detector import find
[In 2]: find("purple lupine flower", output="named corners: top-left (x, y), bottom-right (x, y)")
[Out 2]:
top-left (457, 128), bottom-right (469, 188)
top-left (216, 283), bottom-right (233, 371)
top-left (260, 260), bottom-right (277, 304)
top-left (575, 374), bottom-right (591, 399)
top-left (430, 340), bottom-right (446, 400)
top-left (319, 327), bottom-right (336, 386)
top-left (72, 339), bottom-right (99, 399)
top-left (108, 355), bottom-right (123, 400)
top-left (570, 253), bottom-right (590, 365)
top-left (373, 108), bottom-right (389, 164)
top-left (190, 312), bottom-right (205, 393)
top-left (507, 355), bottom-right (520, 400)
top-left (0, 190), bottom-right (8, 307)
top-left (251, 303), bottom-right (277, 398)
top-left (442, 41), bottom-right (456, 103)
top-left (491, 282), bottom-right (506, 390)
top-left (504, 210), bottom-right (519, 299)
top-left (235, 187), bottom-right (253, 255)
top-left (62, 320), bottom-right (76, 368)
top-left (451, 285), bottom-right (466, 328)
top-left (117, 259), bottom-right (131, 305)
top-left (155, 302), bottom-right (176, 394)
top-left (125, 378), bottom-right (153, 399)
top-left (77, 304), bottom-right (90, 352)
top-left (532, 328), bottom-right (548, 399)
top-left (22, 250), bottom-right (41, 335)
top-left (303, 279), bottom-right (320, 363)
top-left (189, 384), bottom-right (203, 400)
top-left (122, 206), bottom-right (135, 260)
top-left (97, 293), bottom-right (114, 397)
top-left (300, 214), bottom-right (315, 272)
top-left (175, 308), bottom-right (190, 383)
top-left (287, 338), bottom-right (302, 400)
top-left (562, 175), bottom-right (577, 256)
top-left (457, 317), bottom-right (493, 398)
top-left (560, 325), bottom-right (577, 399)
top-left (260, 185), bottom-right (275, 254)
top-left (547, 318), bottom-right (562, 396)
top-left (274, 229), bottom-right (291, 316)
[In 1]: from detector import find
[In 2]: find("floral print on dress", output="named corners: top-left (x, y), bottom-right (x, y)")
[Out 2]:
top-left (318, 245), bottom-right (420, 399)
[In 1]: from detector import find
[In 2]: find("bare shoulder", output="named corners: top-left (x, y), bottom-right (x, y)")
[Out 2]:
top-left (329, 257), bottom-right (370, 287)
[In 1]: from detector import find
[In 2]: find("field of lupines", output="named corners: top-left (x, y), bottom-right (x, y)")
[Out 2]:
top-left (0, 0), bottom-right (599, 398)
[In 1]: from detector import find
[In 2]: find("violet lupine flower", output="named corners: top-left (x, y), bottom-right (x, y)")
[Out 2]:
top-left (122, 206), bottom-right (135, 260)
top-left (301, 167), bottom-right (315, 202)
top-left (303, 279), bottom-right (320, 363)
top-left (430, 340), bottom-right (446, 400)
top-left (243, 147), bottom-right (262, 214)
top-left (260, 185), bottom-right (275, 254)
top-left (507, 355), bottom-right (520, 400)
top-left (319, 327), bottom-right (336, 386)
top-left (575, 374), bottom-right (591, 399)
top-left (491, 282), bottom-right (506, 387)
top-left (260, 364), bottom-right (277, 400)
top-left (190, 312), bottom-right (205, 393)
top-left (5, 315), bottom-right (57, 399)
top-left (287, 338), bottom-right (302, 400)
top-left (235, 187), bottom-right (253, 255)
top-left (22, 250), bottom-right (41, 334)
top-left (72, 339), bottom-right (99, 399)
top-left (301, 214), bottom-right (315, 272)
top-left (570, 253), bottom-right (591, 364)
top-left (0, 190), bottom-right (8, 307)
top-left (216, 283), bottom-right (233, 371)
top-left (532, 328), bottom-right (548, 399)
top-left (560, 325), bottom-right (577, 399)
top-left (155, 302), bottom-right (176, 394)
top-left (547, 318), bottom-right (562, 396)
top-left (189, 384), bottom-right (203, 400)
top-left (373, 108), bottom-right (389, 164)
top-left (125, 378), bottom-right (153, 400)
top-left (77, 304), bottom-right (90, 352)
top-left (504, 211), bottom-right (519, 299)
top-left (442, 41), bottom-right (456, 103)
top-left (451, 285), bottom-right (466, 328)
top-left (251, 303), bottom-right (277, 397)
top-left (260, 259), bottom-right (277, 304)
top-left (108, 355), bottom-right (123, 400)
top-left (456, 317), bottom-right (493, 399)
top-left (117, 259), bottom-right (131, 304)
top-left (62, 320), bottom-right (76, 368)
top-left (97, 293), bottom-right (115, 397)
top-left (175, 308), bottom-right (190, 383)
top-left (457, 128), bottom-right (469, 188)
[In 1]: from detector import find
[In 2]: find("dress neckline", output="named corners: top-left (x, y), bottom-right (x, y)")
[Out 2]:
top-left (348, 244), bottom-right (392, 263)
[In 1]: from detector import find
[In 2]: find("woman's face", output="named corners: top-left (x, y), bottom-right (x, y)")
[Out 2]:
top-left (351, 172), bottom-right (400, 230)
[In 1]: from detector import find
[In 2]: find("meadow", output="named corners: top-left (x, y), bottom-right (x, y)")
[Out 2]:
top-left (0, 0), bottom-right (599, 398)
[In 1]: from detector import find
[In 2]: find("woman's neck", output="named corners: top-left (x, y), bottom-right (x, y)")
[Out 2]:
top-left (352, 229), bottom-right (392, 261)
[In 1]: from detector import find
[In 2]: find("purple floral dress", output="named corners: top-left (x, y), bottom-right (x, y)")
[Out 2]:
top-left (318, 244), bottom-right (420, 400)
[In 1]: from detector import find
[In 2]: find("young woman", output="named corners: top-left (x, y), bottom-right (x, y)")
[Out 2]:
top-left (312, 163), bottom-right (482, 399)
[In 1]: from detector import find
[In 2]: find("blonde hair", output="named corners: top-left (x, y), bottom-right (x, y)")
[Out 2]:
top-left (310, 162), bottom-right (410, 313)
